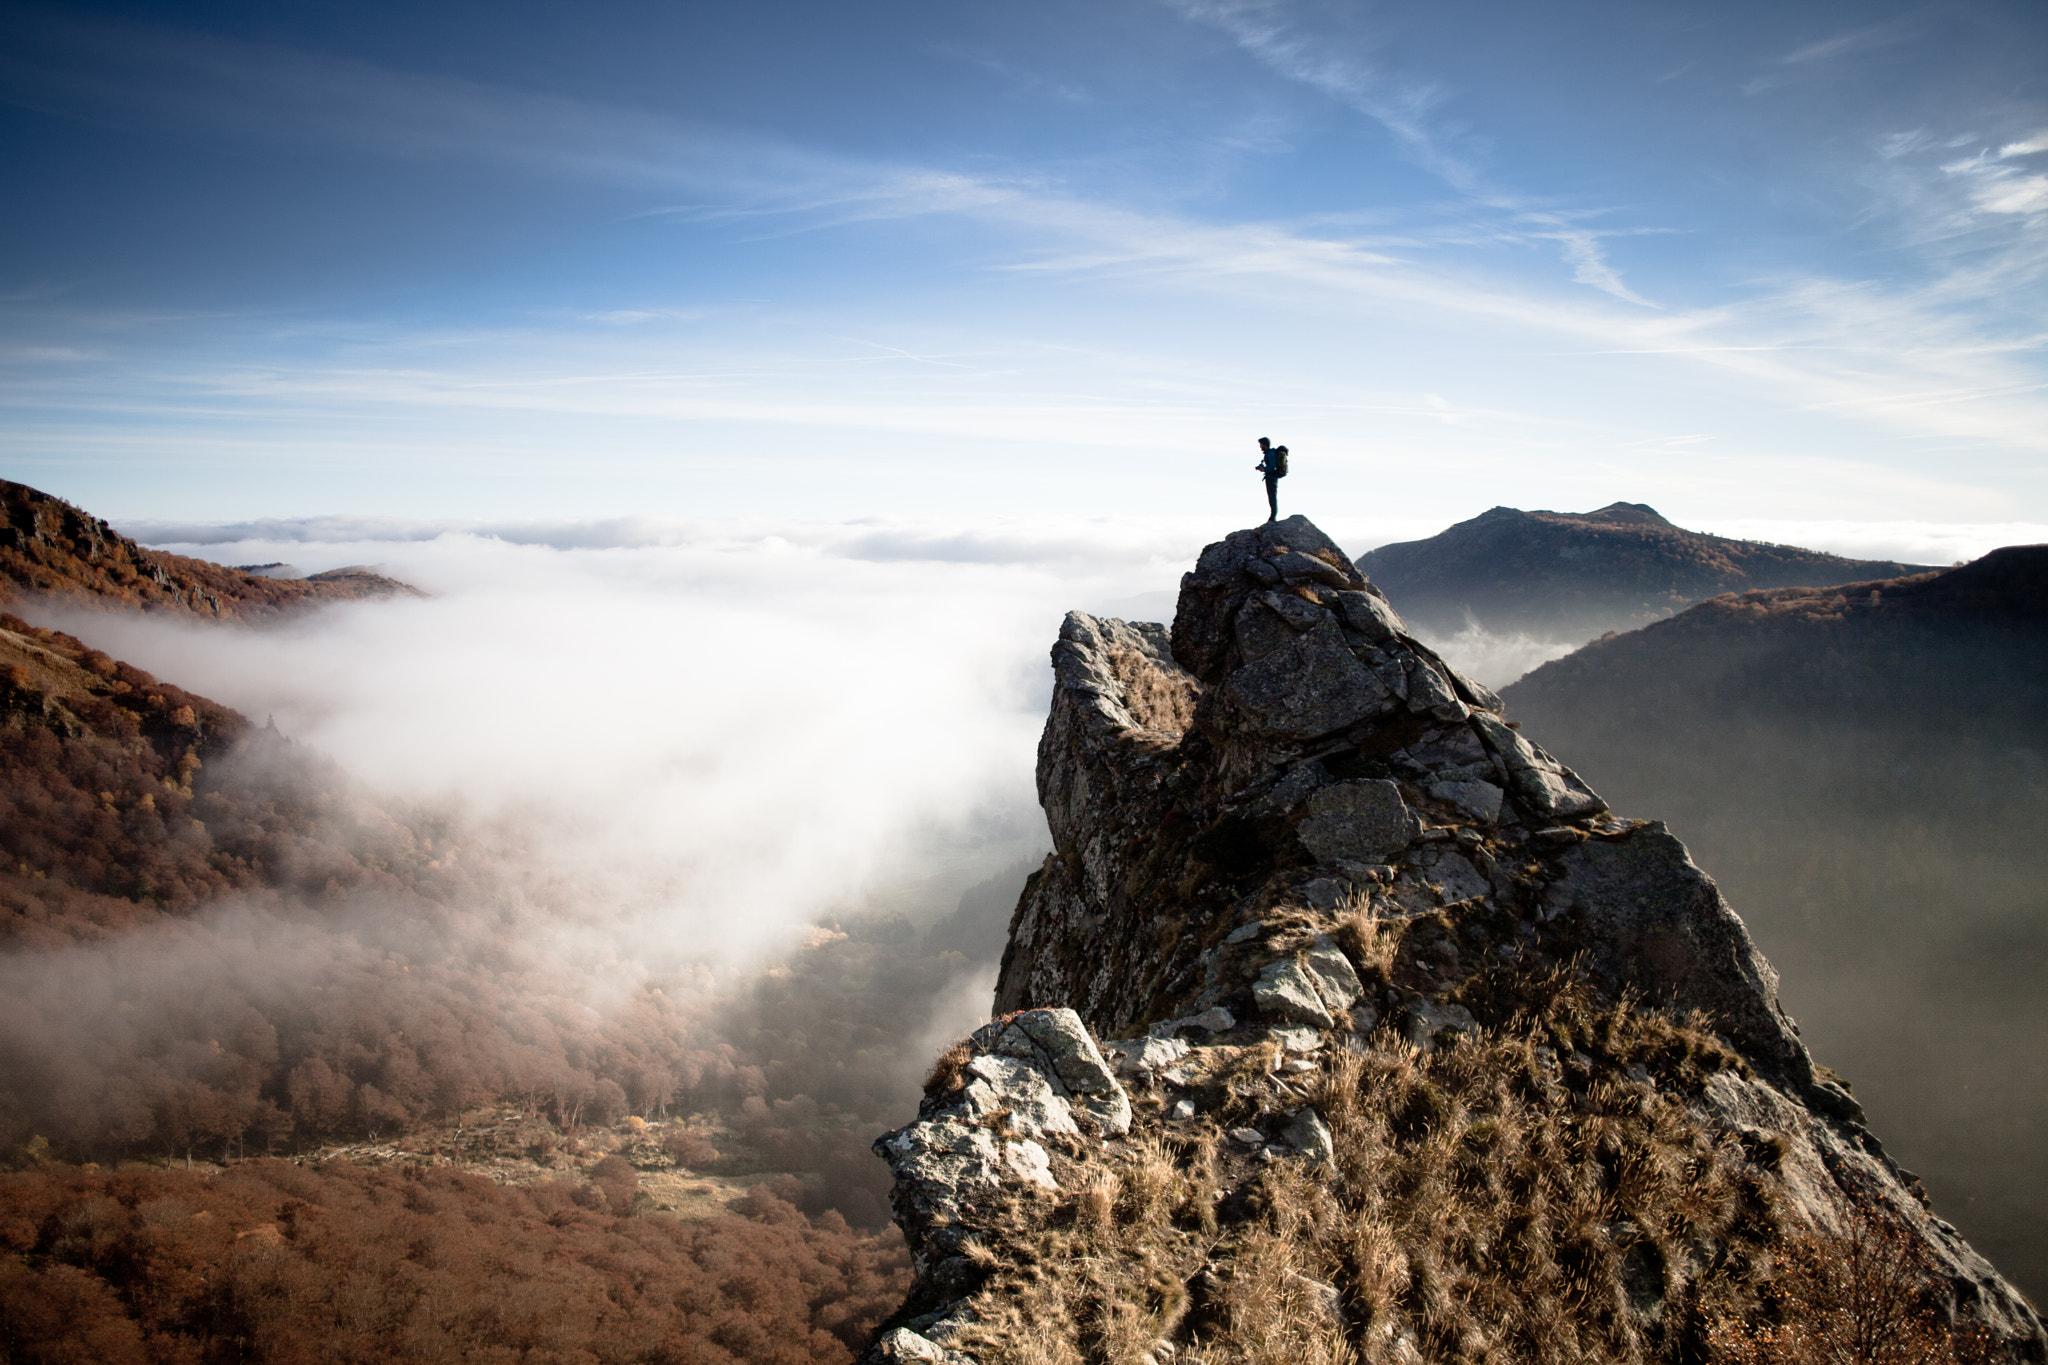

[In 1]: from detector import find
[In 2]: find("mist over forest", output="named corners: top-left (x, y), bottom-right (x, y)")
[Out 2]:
top-left (0, 519), bottom-right (1263, 1206)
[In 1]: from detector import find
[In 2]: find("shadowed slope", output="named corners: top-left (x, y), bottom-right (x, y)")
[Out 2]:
top-left (1503, 545), bottom-right (2048, 1299)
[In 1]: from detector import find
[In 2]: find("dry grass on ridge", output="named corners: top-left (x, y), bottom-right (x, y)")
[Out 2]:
top-left (945, 977), bottom-right (1786, 1365)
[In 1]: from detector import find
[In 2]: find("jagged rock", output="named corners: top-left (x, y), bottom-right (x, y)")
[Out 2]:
top-left (969, 1007), bottom-right (1131, 1136)
top-left (958, 1054), bottom-right (1078, 1139)
top-left (1409, 846), bottom-right (1491, 903)
top-left (875, 1009), bottom-right (1132, 1221)
top-left (1299, 937), bottom-right (1363, 1011)
top-left (1402, 656), bottom-right (1469, 722)
top-left (1223, 613), bottom-right (1398, 741)
top-left (1253, 956), bottom-right (1336, 1027)
top-left (1428, 778), bottom-right (1504, 823)
top-left (1251, 936), bottom-right (1363, 1029)
top-left (1549, 821), bottom-right (1808, 1077)
top-left (1267, 1025), bottom-right (1322, 1053)
top-left (916, 517), bottom-right (2044, 1363)
top-left (870, 1008), bottom-right (1138, 1358)
top-left (1149, 1005), bottom-right (1235, 1038)
top-left (1329, 588), bottom-right (1405, 643)
top-left (1105, 1035), bottom-right (1190, 1079)
top-left (1170, 517), bottom-right (1366, 684)
top-left (875, 1113), bottom-right (1055, 1221)
top-left (1470, 711), bottom-right (1604, 819)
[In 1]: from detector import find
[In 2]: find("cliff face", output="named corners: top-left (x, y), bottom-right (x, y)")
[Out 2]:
top-left (1354, 503), bottom-right (1935, 641)
top-left (869, 518), bottom-right (2044, 1364)
top-left (1, 480), bottom-right (418, 620)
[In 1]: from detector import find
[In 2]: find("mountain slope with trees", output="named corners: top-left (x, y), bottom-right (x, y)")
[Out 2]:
top-left (0, 484), bottom-right (1071, 1361)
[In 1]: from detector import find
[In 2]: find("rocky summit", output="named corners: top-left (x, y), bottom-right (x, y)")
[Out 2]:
top-left (868, 517), bottom-right (2045, 1365)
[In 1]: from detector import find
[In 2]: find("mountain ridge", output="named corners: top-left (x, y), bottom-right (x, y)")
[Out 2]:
top-left (2, 479), bottom-right (420, 620)
top-left (1354, 502), bottom-right (1938, 642)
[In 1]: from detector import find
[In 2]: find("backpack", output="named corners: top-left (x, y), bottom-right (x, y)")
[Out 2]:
top-left (1271, 445), bottom-right (1289, 477)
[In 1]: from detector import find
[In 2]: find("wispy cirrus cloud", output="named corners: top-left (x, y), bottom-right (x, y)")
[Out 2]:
top-left (1742, 15), bottom-right (1925, 93)
top-left (1160, 0), bottom-right (1662, 307)
top-left (1943, 134), bottom-right (2048, 218)
top-left (1161, 0), bottom-right (1474, 189)
top-left (0, 10), bottom-right (1016, 229)
top-left (1779, 20), bottom-right (1921, 67)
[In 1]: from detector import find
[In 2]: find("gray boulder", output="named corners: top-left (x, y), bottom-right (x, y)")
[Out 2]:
top-left (1296, 779), bottom-right (1420, 863)
top-left (1288, 1107), bottom-right (1336, 1163)
top-left (1253, 937), bottom-right (1363, 1029)
top-left (1470, 712), bottom-right (1604, 819)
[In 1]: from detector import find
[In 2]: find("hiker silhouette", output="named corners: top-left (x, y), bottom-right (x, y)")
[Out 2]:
top-left (1255, 438), bottom-right (1289, 522)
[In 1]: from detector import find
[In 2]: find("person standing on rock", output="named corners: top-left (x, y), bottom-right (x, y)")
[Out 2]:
top-left (1255, 438), bottom-right (1289, 522)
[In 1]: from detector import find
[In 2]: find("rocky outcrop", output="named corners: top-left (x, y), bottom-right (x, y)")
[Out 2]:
top-left (870, 516), bottom-right (2045, 1363)
top-left (870, 1009), bottom-right (1133, 1360)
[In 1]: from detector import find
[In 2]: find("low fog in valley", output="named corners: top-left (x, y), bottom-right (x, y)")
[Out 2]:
top-left (2, 518), bottom-right (1233, 1230)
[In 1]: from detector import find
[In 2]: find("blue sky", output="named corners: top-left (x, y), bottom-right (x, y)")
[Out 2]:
top-left (3, 0), bottom-right (2045, 531)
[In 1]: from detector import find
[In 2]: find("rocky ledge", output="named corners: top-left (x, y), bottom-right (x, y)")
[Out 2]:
top-left (868, 517), bottom-right (2044, 1364)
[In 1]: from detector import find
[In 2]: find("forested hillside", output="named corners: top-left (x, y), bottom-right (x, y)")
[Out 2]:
top-left (0, 1160), bottom-right (907, 1363)
top-left (0, 600), bottom-right (1023, 1202)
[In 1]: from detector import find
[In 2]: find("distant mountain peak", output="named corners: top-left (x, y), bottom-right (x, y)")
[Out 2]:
top-left (1579, 500), bottom-right (1672, 526)
top-left (1356, 501), bottom-right (1935, 642)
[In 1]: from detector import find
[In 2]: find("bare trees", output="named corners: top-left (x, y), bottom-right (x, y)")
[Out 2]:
top-left (1712, 1220), bottom-right (1996, 1365)
top-left (0, 1158), bottom-right (910, 1363)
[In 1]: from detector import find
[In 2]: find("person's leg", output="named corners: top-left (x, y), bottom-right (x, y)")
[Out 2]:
top-left (1265, 476), bottom-right (1278, 521)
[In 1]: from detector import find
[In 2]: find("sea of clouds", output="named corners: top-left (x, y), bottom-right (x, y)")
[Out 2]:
top-left (72, 511), bottom-right (2039, 973)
